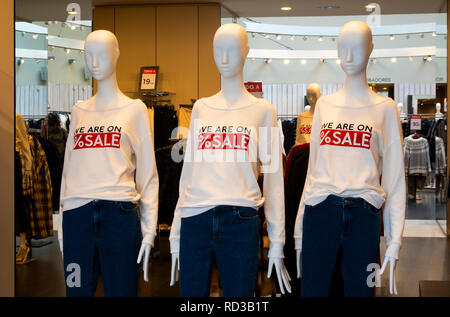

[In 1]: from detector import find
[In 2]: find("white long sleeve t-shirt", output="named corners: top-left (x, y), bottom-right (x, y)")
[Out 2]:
top-left (294, 96), bottom-right (406, 259)
top-left (169, 98), bottom-right (286, 258)
top-left (58, 99), bottom-right (159, 250)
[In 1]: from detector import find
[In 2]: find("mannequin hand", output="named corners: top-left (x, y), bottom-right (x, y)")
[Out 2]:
top-left (137, 242), bottom-right (151, 282)
top-left (296, 250), bottom-right (302, 278)
top-left (379, 256), bottom-right (398, 295)
top-left (170, 252), bottom-right (180, 286)
top-left (267, 257), bottom-right (292, 294)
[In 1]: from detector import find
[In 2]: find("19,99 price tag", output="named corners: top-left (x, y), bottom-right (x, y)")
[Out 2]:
top-left (141, 68), bottom-right (157, 90)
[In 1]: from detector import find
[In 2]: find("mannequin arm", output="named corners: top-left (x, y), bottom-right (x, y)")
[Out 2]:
top-left (296, 249), bottom-right (301, 278)
top-left (379, 242), bottom-right (401, 295)
top-left (137, 242), bottom-right (152, 282)
top-left (170, 252), bottom-right (180, 286)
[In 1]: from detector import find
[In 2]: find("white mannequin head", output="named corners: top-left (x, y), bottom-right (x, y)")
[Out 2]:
top-left (213, 23), bottom-right (249, 78)
top-left (436, 102), bottom-right (442, 113)
top-left (397, 102), bottom-right (404, 114)
top-left (337, 21), bottom-right (373, 77)
top-left (84, 30), bottom-right (120, 81)
top-left (306, 83), bottom-right (321, 107)
top-left (305, 105), bottom-right (311, 112)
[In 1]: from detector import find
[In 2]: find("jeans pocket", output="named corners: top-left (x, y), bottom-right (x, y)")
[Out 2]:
top-left (364, 201), bottom-right (380, 215)
top-left (236, 207), bottom-right (258, 220)
top-left (119, 201), bottom-right (137, 212)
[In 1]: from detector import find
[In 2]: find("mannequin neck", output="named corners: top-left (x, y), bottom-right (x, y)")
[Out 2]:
top-left (95, 72), bottom-right (124, 107)
top-left (220, 72), bottom-right (251, 106)
top-left (343, 70), bottom-right (370, 98)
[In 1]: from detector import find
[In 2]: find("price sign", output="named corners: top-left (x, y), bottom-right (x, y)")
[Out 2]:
top-left (410, 115), bottom-right (422, 131)
top-left (139, 66), bottom-right (159, 92)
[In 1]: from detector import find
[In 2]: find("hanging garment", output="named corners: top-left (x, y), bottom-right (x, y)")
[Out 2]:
top-left (404, 135), bottom-right (431, 176)
top-left (281, 118), bottom-right (297, 155)
top-left (47, 124), bottom-right (68, 164)
top-left (155, 143), bottom-right (184, 225)
top-left (178, 107), bottom-right (192, 139)
top-left (15, 151), bottom-right (29, 235)
top-left (295, 112), bottom-right (313, 146)
top-left (36, 136), bottom-right (62, 211)
top-left (154, 106), bottom-right (178, 150)
top-left (28, 134), bottom-right (53, 239)
top-left (15, 114), bottom-right (33, 194)
top-left (147, 106), bottom-right (155, 142)
top-left (435, 136), bottom-right (446, 175)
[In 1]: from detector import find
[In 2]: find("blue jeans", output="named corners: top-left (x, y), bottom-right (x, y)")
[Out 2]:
top-left (62, 200), bottom-right (142, 297)
top-left (179, 205), bottom-right (259, 297)
top-left (301, 195), bottom-right (381, 297)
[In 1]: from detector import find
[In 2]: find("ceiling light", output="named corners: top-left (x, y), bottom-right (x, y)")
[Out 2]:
top-left (432, 32), bottom-right (437, 37)
top-left (420, 33), bottom-right (424, 38)
top-left (281, 6), bottom-right (292, 11)
top-left (35, 59), bottom-right (41, 64)
top-left (383, 87), bottom-right (387, 90)
top-left (68, 58), bottom-right (76, 64)
top-left (365, 4), bottom-right (377, 9)
top-left (409, 56), bottom-right (413, 61)
top-left (391, 57), bottom-right (397, 63)
top-left (265, 58), bottom-right (272, 64)
top-left (276, 34), bottom-right (282, 40)
top-left (32, 34), bottom-right (38, 39)
top-left (427, 55), bottom-right (432, 61)
top-left (389, 35), bottom-right (395, 40)
top-left (318, 36), bottom-right (323, 42)
top-left (301, 59), bottom-right (307, 65)
top-left (290, 35), bottom-right (295, 41)
top-left (21, 31), bottom-right (25, 37)
top-left (370, 59), bottom-right (376, 64)
top-left (67, 10), bottom-right (78, 15)
top-left (17, 58), bottom-right (24, 65)
top-left (303, 36), bottom-right (307, 41)
top-left (71, 25), bottom-right (76, 30)
top-left (264, 34), bottom-right (270, 39)
top-left (48, 56), bottom-right (55, 61)
top-left (251, 33), bottom-right (255, 38)
top-left (45, 35), bottom-right (49, 40)
top-left (284, 59), bottom-right (290, 65)
top-left (79, 50), bottom-right (84, 54)
top-left (336, 59), bottom-right (341, 65)
top-left (65, 48), bottom-right (71, 54)
top-left (319, 59), bottom-right (325, 64)
top-left (250, 58), bottom-right (255, 63)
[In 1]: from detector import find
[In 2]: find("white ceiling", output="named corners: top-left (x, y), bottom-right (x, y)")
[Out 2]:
top-left (15, 0), bottom-right (448, 21)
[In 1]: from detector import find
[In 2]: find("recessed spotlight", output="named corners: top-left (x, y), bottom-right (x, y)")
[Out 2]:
top-left (318, 36), bottom-right (323, 42)
top-left (276, 34), bottom-right (282, 40)
top-left (71, 25), bottom-right (76, 30)
top-left (290, 35), bottom-right (295, 41)
top-left (68, 58), bottom-right (76, 64)
top-left (365, 4), bottom-right (377, 9)
top-left (409, 56), bottom-right (413, 61)
top-left (48, 56), bottom-right (55, 61)
top-left (35, 59), bottom-right (41, 64)
top-left (370, 59), bottom-right (376, 64)
top-left (426, 55), bottom-right (432, 61)
top-left (21, 31), bottom-right (25, 37)
top-left (301, 59), bottom-right (307, 65)
top-left (264, 34), bottom-right (270, 39)
top-left (420, 33), bottom-right (425, 38)
top-left (389, 35), bottom-right (395, 40)
top-left (251, 33), bottom-right (255, 38)
top-left (250, 58), bottom-right (255, 63)
top-left (336, 59), bottom-right (341, 65)
top-left (265, 58), bottom-right (272, 64)
top-left (32, 34), bottom-right (38, 39)
top-left (281, 6), bottom-right (292, 11)
top-left (67, 10), bottom-right (78, 15)
top-left (391, 57), bottom-right (397, 63)
top-left (284, 59), bottom-right (290, 65)
top-left (432, 32), bottom-right (437, 37)
top-left (17, 58), bottom-right (24, 65)
top-left (65, 48), bottom-right (71, 54)
top-left (319, 59), bottom-right (325, 64)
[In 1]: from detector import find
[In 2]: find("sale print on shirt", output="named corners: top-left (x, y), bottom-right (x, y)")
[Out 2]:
top-left (73, 125), bottom-right (122, 150)
top-left (300, 125), bottom-right (312, 135)
top-left (320, 122), bottom-right (372, 149)
top-left (198, 125), bottom-right (251, 151)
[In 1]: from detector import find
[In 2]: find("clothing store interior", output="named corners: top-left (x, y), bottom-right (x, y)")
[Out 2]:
top-left (8, 0), bottom-right (450, 298)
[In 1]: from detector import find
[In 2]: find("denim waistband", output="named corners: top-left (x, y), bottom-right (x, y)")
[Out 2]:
top-left (323, 194), bottom-right (372, 208)
top-left (209, 205), bottom-right (257, 213)
top-left (89, 200), bottom-right (135, 207)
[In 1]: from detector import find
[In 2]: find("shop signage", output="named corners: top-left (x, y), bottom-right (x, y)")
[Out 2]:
top-left (245, 82), bottom-right (263, 98)
top-left (368, 77), bottom-right (392, 83)
top-left (139, 66), bottom-right (159, 92)
top-left (410, 115), bottom-right (422, 130)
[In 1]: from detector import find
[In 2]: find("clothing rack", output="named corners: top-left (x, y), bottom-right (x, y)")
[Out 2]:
top-left (277, 114), bottom-right (297, 119)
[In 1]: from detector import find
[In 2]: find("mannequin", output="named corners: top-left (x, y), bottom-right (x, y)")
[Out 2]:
top-left (295, 83), bottom-right (320, 145)
top-left (397, 102), bottom-right (407, 121)
top-left (169, 23), bottom-right (291, 296)
top-left (294, 21), bottom-right (405, 296)
top-left (58, 30), bottom-right (158, 296)
top-left (435, 102), bottom-right (444, 120)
